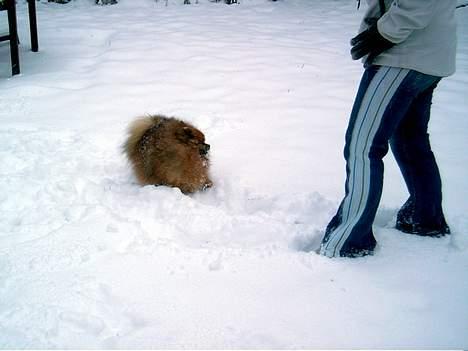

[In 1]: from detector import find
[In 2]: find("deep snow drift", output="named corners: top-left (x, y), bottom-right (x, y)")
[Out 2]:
top-left (0, 0), bottom-right (467, 348)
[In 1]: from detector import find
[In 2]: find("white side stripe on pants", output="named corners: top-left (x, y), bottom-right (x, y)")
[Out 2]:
top-left (321, 67), bottom-right (410, 257)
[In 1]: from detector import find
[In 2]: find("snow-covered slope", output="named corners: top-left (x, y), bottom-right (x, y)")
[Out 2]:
top-left (0, 0), bottom-right (467, 348)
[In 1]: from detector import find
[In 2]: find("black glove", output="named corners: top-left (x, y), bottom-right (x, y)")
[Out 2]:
top-left (350, 23), bottom-right (395, 67)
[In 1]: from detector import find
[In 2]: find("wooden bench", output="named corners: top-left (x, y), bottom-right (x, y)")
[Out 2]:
top-left (0, 0), bottom-right (39, 76)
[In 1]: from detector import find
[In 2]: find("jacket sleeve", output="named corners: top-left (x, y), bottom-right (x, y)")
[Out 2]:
top-left (377, 0), bottom-right (439, 44)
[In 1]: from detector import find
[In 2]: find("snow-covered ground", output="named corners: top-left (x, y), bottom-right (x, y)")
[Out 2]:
top-left (0, 0), bottom-right (467, 348)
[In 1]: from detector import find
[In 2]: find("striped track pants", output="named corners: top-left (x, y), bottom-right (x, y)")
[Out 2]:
top-left (320, 66), bottom-right (442, 258)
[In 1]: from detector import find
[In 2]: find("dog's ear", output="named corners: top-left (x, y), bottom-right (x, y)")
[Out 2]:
top-left (183, 127), bottom-right (195, 139)
top-left (176, 126), bottom-right (195, 143)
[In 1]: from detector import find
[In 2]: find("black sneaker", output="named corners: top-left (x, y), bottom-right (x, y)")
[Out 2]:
top-left (340, 248), bottom-right (375, 258)
top-left (396, 198), bottom-right (414, 222)
top-left (396, 220), bottom-right (450, 237)
top-left (395, 198), bottom-right (451, 237)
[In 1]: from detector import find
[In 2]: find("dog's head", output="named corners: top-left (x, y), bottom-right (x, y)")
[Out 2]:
top-left (176, 126), bottom-right (210, 157)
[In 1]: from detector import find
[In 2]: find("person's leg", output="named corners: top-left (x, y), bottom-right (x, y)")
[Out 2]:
top-left (322, 66), bottom-right (381, 256)
top-left (390, 81), bottom-right (450, 236)
top-left (320, 67), bottom-right (441, 258)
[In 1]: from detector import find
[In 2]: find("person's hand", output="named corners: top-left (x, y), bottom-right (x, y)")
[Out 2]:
top-left (350, 23), bottom-right (395, 67)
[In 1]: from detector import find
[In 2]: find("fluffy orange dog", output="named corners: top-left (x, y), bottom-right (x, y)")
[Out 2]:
top-left (123, 115), bottom-right (212, 194)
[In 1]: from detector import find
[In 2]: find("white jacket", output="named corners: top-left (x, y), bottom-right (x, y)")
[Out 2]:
top-left (360, 0), bottom-right (457, 77)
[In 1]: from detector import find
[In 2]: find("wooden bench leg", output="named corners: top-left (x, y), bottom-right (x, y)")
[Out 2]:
top-left (7, 1), bottom-right (20, 75)
top-left (28, 0), bottom-right (39, 52)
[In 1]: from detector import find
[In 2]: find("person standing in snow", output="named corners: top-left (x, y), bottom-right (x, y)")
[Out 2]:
top-left (319, 0), bottom-right (458, 258)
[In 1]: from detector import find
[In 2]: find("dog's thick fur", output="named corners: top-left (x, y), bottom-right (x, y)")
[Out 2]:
top-left (123, 115), bottom-right (212, 194)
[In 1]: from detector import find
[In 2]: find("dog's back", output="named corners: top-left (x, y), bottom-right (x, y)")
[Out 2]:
top-left (123, 115), bottom-right (167, 185)
top-left (123, 115), bottom-right (160, 162)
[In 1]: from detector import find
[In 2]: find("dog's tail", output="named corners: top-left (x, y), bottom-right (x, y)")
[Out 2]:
top-left (123, 115), bottom-right (160, 160)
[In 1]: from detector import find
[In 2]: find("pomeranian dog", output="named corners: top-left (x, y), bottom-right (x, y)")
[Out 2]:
top-left (123, 115), bottom-right (213, 194)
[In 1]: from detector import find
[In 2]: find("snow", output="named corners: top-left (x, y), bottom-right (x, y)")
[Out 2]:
top-left (0, 0), bottom-right (467, 348)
